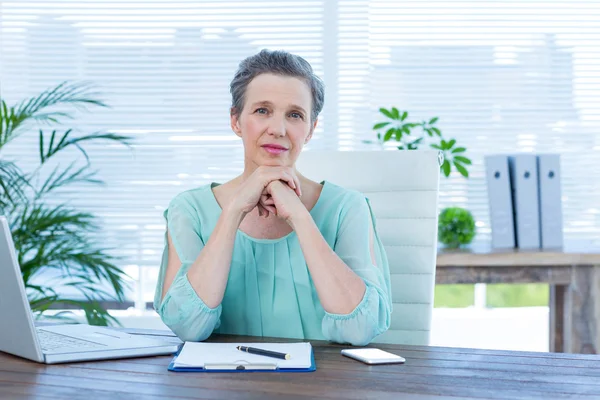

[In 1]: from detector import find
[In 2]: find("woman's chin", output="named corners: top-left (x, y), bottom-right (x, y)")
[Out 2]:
top-left (256, 156), bottom-right (293, 167)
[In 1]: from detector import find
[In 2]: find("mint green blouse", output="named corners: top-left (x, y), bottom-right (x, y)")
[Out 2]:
top-left (153, 181), bottom-right (392, 346)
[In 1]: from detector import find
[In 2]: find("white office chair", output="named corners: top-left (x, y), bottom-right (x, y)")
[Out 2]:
top-left (297, 150), bottom-right (441, 345)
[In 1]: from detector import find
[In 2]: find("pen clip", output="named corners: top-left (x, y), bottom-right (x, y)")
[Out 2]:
top-left (204, 363), bottom-right (277, 370)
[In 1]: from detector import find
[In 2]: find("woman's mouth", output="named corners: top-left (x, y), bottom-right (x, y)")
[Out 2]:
top-left (261, 144), bottom-right (288, 155)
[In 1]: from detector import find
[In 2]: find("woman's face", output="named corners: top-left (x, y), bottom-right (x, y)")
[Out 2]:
top-left (231, 73), bottom-right (317, 169)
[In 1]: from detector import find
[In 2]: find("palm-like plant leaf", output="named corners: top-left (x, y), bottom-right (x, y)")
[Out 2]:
top-left (35, 163), bottom-right (102, 200)
top-left (2, 81), bottom-right (133, 326)
top-left (13, 203), bottom-right (130, 326)
top-left (30, 295), bottom-right (120, 326)
top-left (39, 129), bottom-right (131, 164)
top-left (12, 203), bottom-right (129, 301)
top-left (0, 160), bottom-right (30, 212)
top-left (1, 81), bottom-right (108, 148)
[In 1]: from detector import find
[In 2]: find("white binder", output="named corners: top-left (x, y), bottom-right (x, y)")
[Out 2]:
top-left (484, 155), bottom-right (516, 249)
top-left (508, 154), bottom-right (541, 249)
top-left (537, 154), bottom-right (564, 249)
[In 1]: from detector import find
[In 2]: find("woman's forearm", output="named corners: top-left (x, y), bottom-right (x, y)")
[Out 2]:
top-left (291, 211), bottom-right (366, 314)
top-left (186, 208), bottom-right (244, 308)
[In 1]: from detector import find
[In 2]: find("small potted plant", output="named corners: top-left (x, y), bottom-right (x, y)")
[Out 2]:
top-left (367, 107), bottom-right (472, 177)
top-left (438, 207), bottom-right (476, 248)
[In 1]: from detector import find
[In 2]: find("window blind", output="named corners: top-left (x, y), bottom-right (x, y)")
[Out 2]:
top-left (2, 0), bottom-right (599, 307)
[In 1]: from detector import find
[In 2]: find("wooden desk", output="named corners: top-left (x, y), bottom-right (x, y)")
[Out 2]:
top-left (2, 334), bottom-right (600, 399)
top-left (436, 243), bottom-right (600, 354)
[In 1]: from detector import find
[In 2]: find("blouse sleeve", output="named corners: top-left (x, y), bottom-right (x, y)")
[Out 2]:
top-left (153, 193), bottom-right (222, 342)
top-left (321, 192), bottom-right (393, 346)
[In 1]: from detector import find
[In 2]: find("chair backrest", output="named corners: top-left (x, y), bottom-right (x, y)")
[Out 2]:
top-left (297, 150), bottom-right (440, 345)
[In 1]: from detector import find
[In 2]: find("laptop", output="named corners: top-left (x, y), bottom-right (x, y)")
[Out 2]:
top-left (0, 216), bottom-right (179, 364)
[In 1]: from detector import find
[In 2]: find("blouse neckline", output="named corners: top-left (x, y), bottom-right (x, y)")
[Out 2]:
top-left (208, 180), bottom-right (329, 244)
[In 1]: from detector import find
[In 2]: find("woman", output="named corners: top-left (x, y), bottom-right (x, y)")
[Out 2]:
top-left (154, 49), bottom-right (392, 346)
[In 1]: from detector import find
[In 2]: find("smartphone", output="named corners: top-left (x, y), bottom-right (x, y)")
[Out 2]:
top-left (341, 348), bottom-right (406, 365)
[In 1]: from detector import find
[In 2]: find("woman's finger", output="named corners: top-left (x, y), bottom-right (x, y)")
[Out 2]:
top-left (257, 203), bottom-right (269, 218)
top-left (259, 194), bottom-right (275, 213)
top-left (260, 168), bottom-right (301, 197)
top-left (292, 174), bottom-right (302, 197)
top-left (280, 170), bottom-right (302, 197)
top-left (263, 205), bottom-right (277, 215)
top-left (280, 172), bottom-right (296, 192)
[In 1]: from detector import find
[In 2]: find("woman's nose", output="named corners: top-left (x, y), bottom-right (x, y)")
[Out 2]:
top-left (267, 116), bottom-right (286, 137)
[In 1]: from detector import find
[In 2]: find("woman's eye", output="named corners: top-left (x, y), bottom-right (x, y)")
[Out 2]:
top-left (255, 108), bottom-right (268, 114)
top-left (290, 112), bottom-right (303, 119)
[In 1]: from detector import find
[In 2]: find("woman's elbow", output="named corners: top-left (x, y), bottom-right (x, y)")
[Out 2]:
top-left (323, 322), bottom-right (381, 347)
top-left (173, 325), bottom-right (212, 343)
top-left (157, 298), bottom-right (220, 343)
top-left (322, 303), bottom-right (390, 346)
top-left (158, 310), bottom-right (215, 342)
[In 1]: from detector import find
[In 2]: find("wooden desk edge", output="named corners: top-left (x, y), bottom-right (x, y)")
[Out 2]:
top-left (436, 251), bottom-right (600, 267)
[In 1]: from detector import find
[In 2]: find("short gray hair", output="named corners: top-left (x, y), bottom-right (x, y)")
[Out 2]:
top-left (230, 49), bottom-right (325, 122)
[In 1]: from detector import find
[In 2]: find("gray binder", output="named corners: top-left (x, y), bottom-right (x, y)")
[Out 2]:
top-left (508, 154), bottom-right (541, 249)
top-left (537, 154), bottom-right (564, 249)
top-left (484, 155), bottom-right (515, 249)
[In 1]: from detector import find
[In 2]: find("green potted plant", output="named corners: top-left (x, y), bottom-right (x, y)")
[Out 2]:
top-left (367, 107), bottom-right (472, 177)
top-left (438, 207), bottom-right (476, 248)
top-left (1, 81), bottom-right (132, 325)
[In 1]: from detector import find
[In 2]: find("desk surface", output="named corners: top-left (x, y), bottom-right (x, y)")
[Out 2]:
top-left (2, 335), bottom-right (600, 399)
top-left (437, 241), bottom-right (600, 267)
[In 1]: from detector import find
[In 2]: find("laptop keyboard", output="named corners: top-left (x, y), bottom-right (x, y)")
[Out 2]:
top-left (37, 329), bottom-right (106, 352)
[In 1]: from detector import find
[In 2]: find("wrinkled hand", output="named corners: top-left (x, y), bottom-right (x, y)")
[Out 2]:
top-left (227, 166), bottom-right (302, 218)
top-left (260, 180), bottom-right (307, 224)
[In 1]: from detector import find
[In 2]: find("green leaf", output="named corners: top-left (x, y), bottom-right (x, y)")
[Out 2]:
top-left (430, 144), bottom-right (442, 150)
top-left (38, 129), bottom-right (45, 163)
top-left (36, 163), bottom-right (102, 199)
top-left (454, 156), bottom-right (472, 165)
top-left (454, 162), bottom-right (469, 177)
top-left (13, 202), bottom-right (132, 326)
top-left (451, 147), bottom-right (466, 154)
top-left (0, 160), bottom-right (29, 210)
top-left (394, 128), bottom-right (404, 141)
top-left (402, 126), bottom-right (411, 135)
top-left (3, 81), bottom-right (109, 148)
top-left (379, 107), bottom-right (395, 120)
top-left (401, 111), bottom-right (408, 121)
top-left (448, 139), bottom-right (456, 148)
top-left (39, 130), bottom-right (131, 165)
top-left (383, 128), bottom-right (395, 141)
top-left (407, 137), bottom-right (423, 150)
top-left (442, 160), bottom-right (451, 177)
top-left (391, 107), bottom-right (400, 120)
top-left (373, 122), bottom-right (390, 130)
top-left (431, 127), bottom-right (441, 136)
top-left (429, 117), bottom-right (439, 124)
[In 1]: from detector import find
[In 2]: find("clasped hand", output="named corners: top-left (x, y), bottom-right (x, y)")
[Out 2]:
top-left (229, 166), bottom-right (307, 224)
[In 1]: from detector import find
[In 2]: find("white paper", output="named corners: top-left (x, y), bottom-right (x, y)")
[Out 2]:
top-left (173, 342), bottom-right (312, 369)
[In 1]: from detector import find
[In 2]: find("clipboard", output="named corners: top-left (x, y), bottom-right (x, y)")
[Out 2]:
top-left (167, 342), bottom-right (316, 373)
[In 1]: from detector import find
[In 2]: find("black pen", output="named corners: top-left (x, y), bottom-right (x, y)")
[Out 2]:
top-left (236, 346), bottom-right (291, 360)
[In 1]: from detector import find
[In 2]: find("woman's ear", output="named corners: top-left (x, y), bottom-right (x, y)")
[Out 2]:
top-left (230, 107), bottom-right (242, 138)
